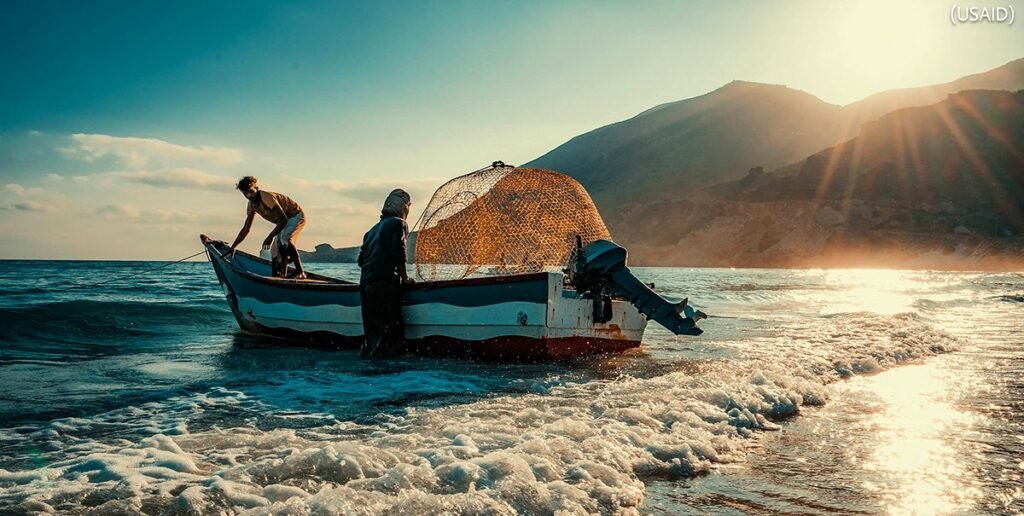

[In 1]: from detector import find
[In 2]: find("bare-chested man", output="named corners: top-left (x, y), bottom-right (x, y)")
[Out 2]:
top-left (228, 176), bottom-right (307, 279)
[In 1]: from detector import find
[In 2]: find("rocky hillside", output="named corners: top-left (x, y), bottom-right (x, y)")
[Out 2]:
top-left (614, 90), bottom-right (1024, 270)
top-left (298, 242), bottom-right (360, 263)
top-left (526, 58), bottom-right (1024, 231)
top-left (526, 81), bottom-right (847, 211)
top-left (305, 60), bottom-right (1024, 269)
top-left (844, 57), bottom-right (1024, 128)
top-left (300, 233), bottom-right (418, 263)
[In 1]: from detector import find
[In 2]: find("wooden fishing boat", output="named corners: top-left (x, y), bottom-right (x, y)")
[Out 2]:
top-left (200, 235), bottom-right (702, 361)
top-left (202, 165), bottom-right (703, 361)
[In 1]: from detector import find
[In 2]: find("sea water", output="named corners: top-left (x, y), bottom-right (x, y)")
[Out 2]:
top-left (0, 261), bottom-right (1020, 514)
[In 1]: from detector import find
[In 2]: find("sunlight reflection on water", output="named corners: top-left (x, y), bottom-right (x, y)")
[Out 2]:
top-left (858, 363), bottom-right (982, 515)
top-left (821, 269), bottom-right (920, 315)
top-left (646, 269), bottom-right (1022, 514)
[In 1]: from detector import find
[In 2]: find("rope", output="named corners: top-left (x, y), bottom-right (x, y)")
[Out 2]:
top-left (67, 249), bottom-right (209, 290)
top-left (470, 160), bottom-right (515, 175)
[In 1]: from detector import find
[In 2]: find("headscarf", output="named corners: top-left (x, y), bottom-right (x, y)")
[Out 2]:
top-left (381, 188), bottom-right (411, 219)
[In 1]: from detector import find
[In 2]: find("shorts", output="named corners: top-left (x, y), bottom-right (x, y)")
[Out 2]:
top-left (271, 212), bottom-right (306, 259)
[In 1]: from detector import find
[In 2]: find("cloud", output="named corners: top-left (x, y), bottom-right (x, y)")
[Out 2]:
top-left (45, 174), bottom-right (64, 182)
top-left (96, 203), bottom-right (141, 218)
top-left (2, 183), bottom-right (58, 213)
top-left (336, 180), bottom-right (441, 204)
top-left (139, 209), bottom-right (203, 223)
top-left (2, 201), bottom-right (56, 213)
top-left (282, 176), bottom-right (443, 204)
top-left (307, 204), bottom-right (360, 216)
top-left (3, 183), bottom-right (46, 196)
top-left (61, 133), bottom-right (243, 168)
top-left (94, 204), bottom-right (219, 226)
top-left (102, 168), bottom-right (235, 190)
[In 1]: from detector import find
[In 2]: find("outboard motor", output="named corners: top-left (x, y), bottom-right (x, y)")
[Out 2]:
top-left (569, 239), bottom-right (705, 336)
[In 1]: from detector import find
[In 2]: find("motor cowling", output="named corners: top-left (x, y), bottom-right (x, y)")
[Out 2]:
top-left (569, 239), bottom-right (703, 336)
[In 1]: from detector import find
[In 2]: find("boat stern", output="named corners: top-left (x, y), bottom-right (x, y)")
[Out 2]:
top-left (544, 273), bottom-right (646, 360)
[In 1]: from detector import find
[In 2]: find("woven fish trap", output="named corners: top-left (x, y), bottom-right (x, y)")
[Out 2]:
top-left (413, 165), bottom-right (611, 281)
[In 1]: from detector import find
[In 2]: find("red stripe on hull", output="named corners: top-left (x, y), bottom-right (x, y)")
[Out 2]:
top-left (236, 320), bottom-right (640, 362)
top-left (410, 335), bottom-right (640, 361)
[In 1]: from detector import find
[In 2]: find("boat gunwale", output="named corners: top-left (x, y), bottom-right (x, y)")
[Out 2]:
top-left (202, 236), bottom-right (557, 293)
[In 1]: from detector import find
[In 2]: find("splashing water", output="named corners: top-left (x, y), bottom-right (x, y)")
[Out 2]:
top-left (0, 261), bottom-right (1019, 514)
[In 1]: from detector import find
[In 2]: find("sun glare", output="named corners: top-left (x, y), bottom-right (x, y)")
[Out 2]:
top-left (860, 363), bottom-right (982, 514)
top-left (822, 269), bottom-right (919, 315)
top-left (823, 0), bottom-right (946, 94)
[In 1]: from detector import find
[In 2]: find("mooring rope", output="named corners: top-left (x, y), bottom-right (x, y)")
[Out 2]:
top-left (66, 249), bottom-right (209, 290)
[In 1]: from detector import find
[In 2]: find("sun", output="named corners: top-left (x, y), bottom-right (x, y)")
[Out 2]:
top-left (811, 0), bottom-right (949, 102)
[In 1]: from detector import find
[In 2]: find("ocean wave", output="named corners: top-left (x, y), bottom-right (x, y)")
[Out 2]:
top-left (910, 297), bottom-right (971, 312)
top-left (0, 287), bottom-right (51, 297)
top-left (715, 282), bottom-right (835, 293)
top-left (0, 312), bottom-right (960, 514)
top-left (0, 299), bottom-right (231, 346)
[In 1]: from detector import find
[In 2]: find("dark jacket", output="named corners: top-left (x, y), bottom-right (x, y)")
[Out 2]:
top-left (358, 215), bottom-right (409, 285)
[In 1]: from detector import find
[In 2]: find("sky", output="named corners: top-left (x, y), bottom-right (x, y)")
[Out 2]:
top-left (1, 0), bottom-right (1021, 259)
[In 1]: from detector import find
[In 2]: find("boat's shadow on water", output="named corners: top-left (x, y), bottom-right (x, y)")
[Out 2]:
top-left (217, 332), bottom-right (575, 423)
top-left (216, 331), bottom-right (696, 425)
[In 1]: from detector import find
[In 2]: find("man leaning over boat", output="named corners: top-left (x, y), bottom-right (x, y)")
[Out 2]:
top-left (227, 176), bottom-right (308, 279)
top-left (358, 189), bottom-right (414, 359)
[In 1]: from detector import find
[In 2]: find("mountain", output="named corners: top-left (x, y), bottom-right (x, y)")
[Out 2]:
top-left (299, 242), bottom-right (360, 263)
top-left (525, 58), bottom-right (1024, 239)
top-left (844, 58), bottom-right (1024, 129)
top-left (308, 60), bottom-right (1024, 268)
top-left (526, 81), bottom-right (846, 212)
top-left (613, 90), bottom-right (1024, 269)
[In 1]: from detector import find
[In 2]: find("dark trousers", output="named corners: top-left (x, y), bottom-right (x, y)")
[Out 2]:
top-left (359, 283), bottom-right (405, 359)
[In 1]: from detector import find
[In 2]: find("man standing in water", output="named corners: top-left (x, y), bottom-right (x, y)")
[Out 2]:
top-left (228, 176), bottom-right (307, 279)
top-left (357, 189), bottom-right (413, 359)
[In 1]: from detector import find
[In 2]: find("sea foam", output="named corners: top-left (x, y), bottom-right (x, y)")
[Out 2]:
top-left (1, 312), bottom-right (958, 514)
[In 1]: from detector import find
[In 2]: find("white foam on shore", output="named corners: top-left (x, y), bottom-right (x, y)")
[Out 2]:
top-left (1, 313), bottom-right (958, 514)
